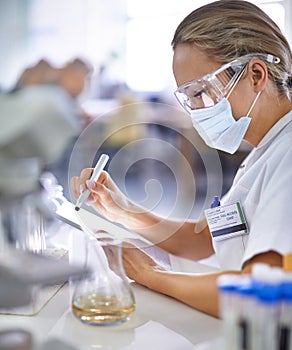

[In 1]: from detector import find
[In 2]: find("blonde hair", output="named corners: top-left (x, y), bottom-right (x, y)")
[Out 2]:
top-left (172, 0), bottom-right (292, 100)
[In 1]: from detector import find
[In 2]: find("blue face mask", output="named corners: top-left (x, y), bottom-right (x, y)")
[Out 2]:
top-left (190, 97), bottom-right (254, 154)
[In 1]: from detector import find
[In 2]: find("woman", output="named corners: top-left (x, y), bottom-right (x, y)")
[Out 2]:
top-left (71, 0), bottom-right (292, 317)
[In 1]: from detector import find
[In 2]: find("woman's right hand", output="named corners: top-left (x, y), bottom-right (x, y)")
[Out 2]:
top-left (70, 169), bottom-right (136, 225)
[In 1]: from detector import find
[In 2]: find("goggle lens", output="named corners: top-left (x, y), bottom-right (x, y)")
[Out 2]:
top-left (174, 53), bottom-right (280, 114)
top-left (174, 65), bottom-right (244, 113)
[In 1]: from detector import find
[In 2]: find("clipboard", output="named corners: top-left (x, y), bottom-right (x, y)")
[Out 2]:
top-left (55, 201), bottom-right (151, 246)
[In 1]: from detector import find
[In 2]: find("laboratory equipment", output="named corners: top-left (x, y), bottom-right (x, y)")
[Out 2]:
top-left (254, 273), bottom-right (281, 350)
top-left (217, 274), bottom-right (242, 350)
top-left (0, 329), bottom-right (33, 350)
top-left (0, 85), bottom-right (88, 304)
top-left (279, 279), bottom-right (292, 350)
top-left (0, 85), bottom-right (89, 348)
top-left (217, 265), bottom-right (292, 350)
top-left (71, 231), bottom-right (135, 325)
top-left (279, 254), bottom-right (292, 350)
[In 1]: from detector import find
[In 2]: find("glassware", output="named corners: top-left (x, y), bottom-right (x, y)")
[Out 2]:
top-left (0, 157), bottom-right (45, 254)
top-left (0, 329), bottom-right (33, 350)
top-left (71, 231), bottom-right (135, 326)
top-left (4, 193), bottom-right (46, 254)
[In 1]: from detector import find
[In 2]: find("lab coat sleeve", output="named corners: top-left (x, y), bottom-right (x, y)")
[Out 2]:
top-left (242, 141), bottom-right (292, 265)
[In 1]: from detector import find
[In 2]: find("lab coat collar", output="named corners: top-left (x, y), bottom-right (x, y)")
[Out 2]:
top-left (255, 109), bottom-right (292, 150)
top-left (232, 109), bottom-right (292, 184)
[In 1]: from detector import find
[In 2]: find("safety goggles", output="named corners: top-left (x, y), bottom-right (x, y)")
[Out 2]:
top-left (174, 53), bottom-right (280, 114)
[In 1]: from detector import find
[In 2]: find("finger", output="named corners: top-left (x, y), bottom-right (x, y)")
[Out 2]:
top-left (85, 180), bottom-right (99, 203)
top-left (98, 171), bottom-right (120, 193)
top-left (97, 171), bottom-right (109, 185)
top-left (84, 182), bottom-right (112, 208)
top-left (103, 245), bottom-right (116, 262)
top-left (78, 168), bottom-right (95, 197)
top-left (122, 242), bottom-right (137, 250)
top-left (122, 245), bottom-right (145, 262)
top-left (80, 168), bottom-right (94, 183)
top-left (86, 181), bottom-right (108, 199)
top-left (81, 170), bottom-right (109, 193)
top-left (70, 176), bottom-right (80, 198)
top-left (86, 192), bottom-right (96, 204)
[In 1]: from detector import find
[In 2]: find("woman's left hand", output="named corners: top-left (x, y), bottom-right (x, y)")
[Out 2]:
top-left (121, 244), bottom-right (165, 287)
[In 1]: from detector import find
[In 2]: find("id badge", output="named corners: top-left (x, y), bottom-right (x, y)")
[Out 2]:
top-left (204, 201), bottom-right (248, 241)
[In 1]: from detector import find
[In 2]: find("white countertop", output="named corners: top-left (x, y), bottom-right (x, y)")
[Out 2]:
top-left (0, 264), bottom-right (223, 350)
top-left (0, 209), bottom-right (223, 349)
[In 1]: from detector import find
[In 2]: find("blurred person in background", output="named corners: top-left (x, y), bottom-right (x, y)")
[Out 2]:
top-left (71, 0), bottom-right (291, 317)
top-left (12, 59), bottom-right (57, 91)
top-left (9, 57), bottom-right (94, 196)
top-left (47, 58), bottom-right (94, 195)
top-left (56, 58), bottom-right (94, 127)
top-left (12, 57), bottom-right (93, 128)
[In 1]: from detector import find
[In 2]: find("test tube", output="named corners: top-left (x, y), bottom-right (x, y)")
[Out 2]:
top-left (217, 274), bottom-right (242, 350)
top-left (237, 278), bottom-right (256, 350)
top-left (252, 267), bottom-right (282, 350)
top-left (278, 268), bottom-right (292, 350)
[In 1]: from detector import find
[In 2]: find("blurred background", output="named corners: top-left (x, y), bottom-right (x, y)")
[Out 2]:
top-left (0, 0), bottom-right (291, 220)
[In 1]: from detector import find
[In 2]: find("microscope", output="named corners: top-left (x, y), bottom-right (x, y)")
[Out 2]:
top-left (0, 85), bottom-right (87, 349)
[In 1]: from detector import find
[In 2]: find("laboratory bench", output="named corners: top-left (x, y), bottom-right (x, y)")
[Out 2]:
top-left (0, 260), bottom-right (223, 350)
top-left (0, 194), bottom-right (223, 349)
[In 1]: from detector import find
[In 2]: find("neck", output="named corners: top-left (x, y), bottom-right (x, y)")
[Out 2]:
top-left (244, 95), bottom-right (292, 147)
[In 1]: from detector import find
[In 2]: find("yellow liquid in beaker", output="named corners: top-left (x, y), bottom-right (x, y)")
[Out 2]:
top-left (72, 294), bottom-right (135, 325)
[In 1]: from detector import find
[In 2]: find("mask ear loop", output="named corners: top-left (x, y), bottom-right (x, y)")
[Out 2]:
top-left (246, 91), bottom-right (261, 117)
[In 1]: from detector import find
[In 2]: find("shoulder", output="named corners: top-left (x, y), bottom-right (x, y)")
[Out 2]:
top-left (261, 120), bottom-right (292, 167)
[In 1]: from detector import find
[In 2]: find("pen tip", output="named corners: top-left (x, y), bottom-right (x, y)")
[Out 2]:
top-left (75, 206), bottom-right (80, 211)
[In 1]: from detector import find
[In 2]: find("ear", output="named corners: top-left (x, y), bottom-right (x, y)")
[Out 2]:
top-left (248, 59), bottom-right (269, 92)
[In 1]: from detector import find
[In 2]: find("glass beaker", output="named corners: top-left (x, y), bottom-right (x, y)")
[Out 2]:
top-left (0, 157), bottom-right (46, 254)
top-left (71, 231), bottom-right (135, 326)
top-left (5, 193), bottom-right (46, 254)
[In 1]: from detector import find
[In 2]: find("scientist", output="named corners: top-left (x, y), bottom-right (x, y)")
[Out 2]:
top-left (71, 0), bottom-right (292, 317)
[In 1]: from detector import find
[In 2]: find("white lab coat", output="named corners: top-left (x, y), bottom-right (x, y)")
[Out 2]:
top-left (212, 110), bottom-right (292, 270)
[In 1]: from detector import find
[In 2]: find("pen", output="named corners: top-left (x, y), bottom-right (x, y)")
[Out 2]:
top-left (75, 154), bottom-right (109, 211)
top-left (211, 196), bottom-right (220, 208)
